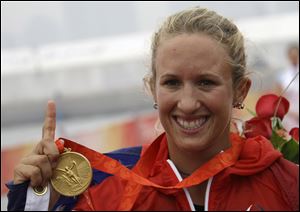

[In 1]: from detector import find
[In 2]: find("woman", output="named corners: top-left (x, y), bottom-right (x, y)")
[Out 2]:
top-left (7, 7), bottom-right (298, 211)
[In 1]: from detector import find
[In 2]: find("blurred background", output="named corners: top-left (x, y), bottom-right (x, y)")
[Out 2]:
top-left (1, 1), bottom-right (299, 210)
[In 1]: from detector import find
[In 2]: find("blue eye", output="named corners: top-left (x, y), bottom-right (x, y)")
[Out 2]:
top-left (164, 79), bottom-right (180, 87)
top-left (198, 80), bottom-right (215, 87)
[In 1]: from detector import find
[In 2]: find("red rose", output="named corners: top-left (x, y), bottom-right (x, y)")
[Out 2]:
top-left (244, 117), bottom-right (272, 139)
top-left (256, 94), bottom-right (289, 120)
top-left (289, 127), bottom-right (299, 142)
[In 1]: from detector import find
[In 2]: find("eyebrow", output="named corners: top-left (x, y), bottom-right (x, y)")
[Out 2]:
top-left (159, 72), bottom-right (222, 80)
top-left (160, 74), bottom-right (178, 79)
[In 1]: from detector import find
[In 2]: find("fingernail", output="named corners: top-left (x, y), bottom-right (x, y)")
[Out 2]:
top-left (52, 155), bottom-right (59, 163)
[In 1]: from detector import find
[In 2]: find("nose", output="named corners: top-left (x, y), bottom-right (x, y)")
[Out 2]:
top-left (177, 86), bottom-right (200, 114)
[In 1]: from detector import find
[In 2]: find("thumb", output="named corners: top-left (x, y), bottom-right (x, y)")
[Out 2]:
top-left (49, 139), bottom-right (65, 168)
top-left (48, 153), bottom-right (60, 169)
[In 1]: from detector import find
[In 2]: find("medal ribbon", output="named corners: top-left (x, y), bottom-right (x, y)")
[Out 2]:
top-left (56, 133), bottom-right (244, 210)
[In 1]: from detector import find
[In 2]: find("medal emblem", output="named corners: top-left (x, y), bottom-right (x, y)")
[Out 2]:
top-left (50, 149), bottom-right (92, 196)
top-left (33, 185), bottom-right (48, 195)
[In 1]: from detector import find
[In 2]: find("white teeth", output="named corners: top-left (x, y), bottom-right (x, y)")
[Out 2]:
top-left (176, 117), bottom-right (206, 130)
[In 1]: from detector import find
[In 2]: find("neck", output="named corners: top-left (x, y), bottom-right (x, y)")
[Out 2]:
top-left (178, 170), bottom-right (190, 179)
top-left (167, 134), bottom-right (231, 175)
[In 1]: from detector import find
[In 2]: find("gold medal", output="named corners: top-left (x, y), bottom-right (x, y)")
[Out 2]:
top-left (50, 148), bottom-right (92, 196)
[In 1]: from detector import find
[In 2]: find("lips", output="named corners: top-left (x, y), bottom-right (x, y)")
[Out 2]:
top-left (174, 116), bottom-right (208, 134)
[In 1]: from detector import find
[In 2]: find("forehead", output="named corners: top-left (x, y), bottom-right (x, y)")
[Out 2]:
top-left (155, 34), bottom-right (231, 77)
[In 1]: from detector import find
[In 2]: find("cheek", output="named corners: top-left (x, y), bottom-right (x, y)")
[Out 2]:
top-left (155, 84), bottom-right (234, 114)
top-left (156, 88), bottom-right (176, 112)
top-left (205, 89), bottom-right (233, 113)
top-left (156, 89), bottom-right (176, 130)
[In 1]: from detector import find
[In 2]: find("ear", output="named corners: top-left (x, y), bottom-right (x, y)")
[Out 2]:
top-left (153, 87), bottom-right (157, 103)
top-left (144, 75), bottom-right (157, 103)
top-left (233, 78), bottom-right (251, 104)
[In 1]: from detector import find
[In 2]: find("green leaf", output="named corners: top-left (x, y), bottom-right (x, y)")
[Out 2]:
top-left (281, 138), bottom-right (299, 164)
top-left (270, 130), bottom-right (287, 150)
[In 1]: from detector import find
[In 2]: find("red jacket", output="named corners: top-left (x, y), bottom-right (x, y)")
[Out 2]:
top-left (73, 133), bottom-right (299, 211)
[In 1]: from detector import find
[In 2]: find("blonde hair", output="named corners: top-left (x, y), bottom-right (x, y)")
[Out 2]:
top-left (145, 7), bottom-right (247, 95)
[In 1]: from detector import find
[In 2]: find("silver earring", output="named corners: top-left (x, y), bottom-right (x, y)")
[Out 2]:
top-left (233, 102), bottom-right (245, 109)
top-left (153, 103), bottom-right (158, 109)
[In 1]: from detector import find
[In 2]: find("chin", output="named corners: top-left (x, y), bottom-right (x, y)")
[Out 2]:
top-left (168, 133), bottom-right (211, 152)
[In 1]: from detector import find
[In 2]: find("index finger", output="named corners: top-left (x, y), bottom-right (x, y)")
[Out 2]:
top-left (42, 100), bottom-right (56, 141)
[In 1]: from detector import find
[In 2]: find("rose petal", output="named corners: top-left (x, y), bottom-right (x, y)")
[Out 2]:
top-left (289, 127), bottom-right (299, 142)
top-left (244, 117), bottom-right (272, 139)
top-left (256, 94), bottom-right (289, 120)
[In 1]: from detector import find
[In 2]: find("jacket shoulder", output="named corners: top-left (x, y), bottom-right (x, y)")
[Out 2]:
top-left (269, 158), bottom-right (299, 211)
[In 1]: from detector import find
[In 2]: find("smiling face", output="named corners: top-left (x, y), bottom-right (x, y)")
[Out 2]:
top-left (154, 34), bottom-right (235, 155)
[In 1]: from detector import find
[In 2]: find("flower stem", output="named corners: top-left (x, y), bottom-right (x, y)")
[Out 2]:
top-left (273, 71), bottom-right (299, 118)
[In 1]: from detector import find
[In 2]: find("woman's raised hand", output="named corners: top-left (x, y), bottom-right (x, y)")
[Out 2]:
top-left (13, 100), bottom-right (60, 187)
